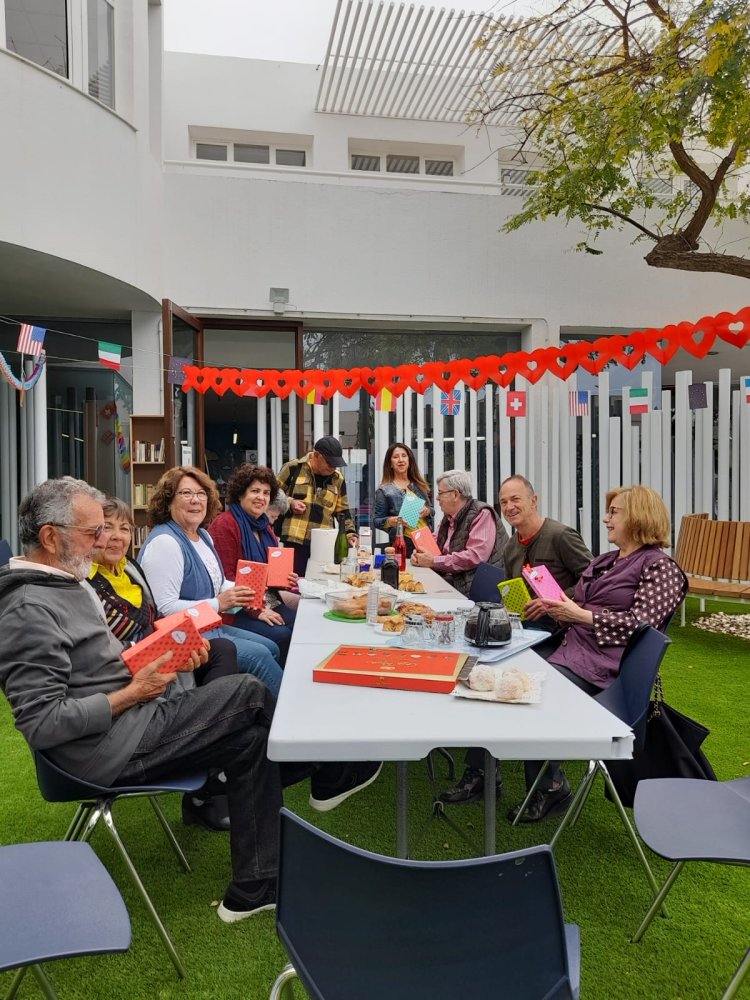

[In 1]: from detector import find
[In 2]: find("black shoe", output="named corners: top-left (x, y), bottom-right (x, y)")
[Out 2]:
top-left (309, 762), bottom-right (383, 812)
top-left (507, 781), bottom-right (573, 824)
top-left (439, 767), bottom-right (504, 805)
top-left (182, 794), bottom-right (230, 832)
top-left (217, 878), bottom-right (276, 923)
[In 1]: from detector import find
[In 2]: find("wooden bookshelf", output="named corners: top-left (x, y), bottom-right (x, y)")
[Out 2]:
top-left (130, 415), bottom-right (168, 553)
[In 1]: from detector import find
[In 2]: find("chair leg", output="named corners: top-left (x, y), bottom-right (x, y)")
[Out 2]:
top-left (148, 795), bottom-right (192, 873)
top-left (722, 947), bottom-right (750, 1000)
top-left (4, 967), bottom-right (28, 1000)
top-left (631, 861), bottom-right (685, 943)
top-left (567, 760), bottom-right (598, 828)
top-left (269, 963), bottom-right (298, 1000)
top-left (510, 763), bottom-right (549, 828)
top-left (30, 964), bottom-right (60, 1000)
top-left (549, 764), bottom-right (598, 849)
top-left (598, 763), bottom-right (668, 918)
top-left (63, 802), bottom-right (94, 842)
top-left (434, 747), bottom-right (456, 781)
top-left (99, 805), bottom-right (187, 978)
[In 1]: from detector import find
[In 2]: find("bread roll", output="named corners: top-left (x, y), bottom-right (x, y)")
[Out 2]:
top-left (468, 664), bottom-right (496, 691)
top-left (495, 667), bottom-right (531, 701)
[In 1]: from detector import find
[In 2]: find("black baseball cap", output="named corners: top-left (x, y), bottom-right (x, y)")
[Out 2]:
top-left (314, 435), bottom-right (346, 467)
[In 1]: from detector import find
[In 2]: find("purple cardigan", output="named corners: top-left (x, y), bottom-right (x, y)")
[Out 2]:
top-left (549, 546), bottom-right (685, 689)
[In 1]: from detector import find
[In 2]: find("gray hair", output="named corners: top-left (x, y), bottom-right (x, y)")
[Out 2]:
top-left (18, 477), bottom-right (105, 554)
top-left (437, 469), bottom-right (473, 499)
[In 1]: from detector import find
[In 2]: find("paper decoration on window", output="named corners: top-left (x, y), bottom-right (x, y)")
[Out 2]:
top-left (98, 341), bottom-right (122, 371)
top-left (16, 324), bottom-right (47, 357)
top-left (688, 382), bottom-right (708, 410)
top-left (569, 390), bottom-right (589, 416)
top-left (629, 387), bottom-right (650, 414)
top-left (440, 389), bottom-right (461, 416)
top-left (114, 405), bottom-right (130, 472)
top-left (306, 387), bottom-right (325, 405)
top-left (506, 391), bottom-right (527, 417)
top-left (742, 376), bottom-right (750, 403)
top-left (168, 355), bottom-right (192, 386)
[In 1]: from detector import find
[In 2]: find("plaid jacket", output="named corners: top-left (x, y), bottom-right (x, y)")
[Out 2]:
top-left (277, 453), bottom-right (356, 546)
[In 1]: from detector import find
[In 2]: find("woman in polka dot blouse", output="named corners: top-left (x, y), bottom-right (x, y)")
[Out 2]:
top-left (508, 485), bottom-right (688, 824)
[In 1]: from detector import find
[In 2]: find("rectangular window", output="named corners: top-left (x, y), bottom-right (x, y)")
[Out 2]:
top-left (386, 154), bottom-right (420, 174)
top-left (425, 159), bottom-right (453, 176)
top-left (87, 0), bottom-right (115, 108)
top-left (275, 148), bottom-right (305, 167)
top-left (4, 0), bottom-right (68, 77)
top-left (351, 154), bottom-right (381, 172)
top-left (235, 143), bottom-right (270, 164)
top-left (196, 143), bottom-right (228, 161)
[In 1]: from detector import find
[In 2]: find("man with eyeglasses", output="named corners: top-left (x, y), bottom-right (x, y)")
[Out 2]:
top-left (411, 469), bottom-right (507, 597)
top-left (0, 477), bottom-right (381, 923)
top-left (276, 436), bottom-right (357, 574)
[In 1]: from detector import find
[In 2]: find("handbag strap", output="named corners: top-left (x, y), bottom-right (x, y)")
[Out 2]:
top-left (649, 672), bottom-right (664, 719)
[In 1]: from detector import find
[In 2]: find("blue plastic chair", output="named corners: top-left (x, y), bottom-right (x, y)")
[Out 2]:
top-left (468, 561), bottom-right (506, 603)
top-left (0, 539), bottom-right (12, 567)
top-left (0, 840), bottom-right (131, 1000)
top-left (269, 808), bottom-right (580, 1000)
top-left (33, 751), bottom-right (207, 979)
top-left (632, 775), bottom-right (750, 999)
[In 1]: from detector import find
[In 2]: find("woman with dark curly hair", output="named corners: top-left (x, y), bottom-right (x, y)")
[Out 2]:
top-left (208, 465), bottom-right (297, 664)
top-left (138, 466), bottom-right (283, 696)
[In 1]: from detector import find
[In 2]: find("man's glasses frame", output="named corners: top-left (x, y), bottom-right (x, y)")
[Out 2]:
top-left (47, 523), bottom-right (105, 541)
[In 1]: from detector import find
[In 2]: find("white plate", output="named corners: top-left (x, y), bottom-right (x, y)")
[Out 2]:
top-left (322, 564), bottom-right (341, 575)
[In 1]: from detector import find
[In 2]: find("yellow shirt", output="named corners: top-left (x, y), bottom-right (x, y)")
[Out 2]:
top-left (88, 558), bottom-right (143, 608)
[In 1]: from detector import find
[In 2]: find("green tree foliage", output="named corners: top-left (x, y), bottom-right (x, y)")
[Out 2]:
top-left (470, 0), bottom-right (750, 278)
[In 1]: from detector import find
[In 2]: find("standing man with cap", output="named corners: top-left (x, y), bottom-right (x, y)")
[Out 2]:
top-left (276, 436), bottom-right (357, 574)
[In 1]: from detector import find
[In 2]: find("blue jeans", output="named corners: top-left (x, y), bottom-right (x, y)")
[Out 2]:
top-left (232, 603), bottom-right (295, 665)
top-left (116, 675), bottom-right (281, 887)
top-left (205, 626), bottom-right (283, 697)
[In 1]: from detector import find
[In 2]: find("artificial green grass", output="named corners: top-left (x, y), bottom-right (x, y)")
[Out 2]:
top-left (0, 597), bottom-right (748, 999)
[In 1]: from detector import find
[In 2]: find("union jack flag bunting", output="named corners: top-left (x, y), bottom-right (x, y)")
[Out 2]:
top-left (16, 324), bottom-right (47, 357)
top-left (440, 389), bottom-right (461, 416)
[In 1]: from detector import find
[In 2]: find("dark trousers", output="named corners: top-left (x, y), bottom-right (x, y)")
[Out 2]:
top-left (116, 675), bottom-right (283, 889)
top-left (464, 663), bottom-right (602, 791)
top-left (232, 603), bottom-right (295, 665)
top-left (193, 637), bottom-right (238, 686)
top-left (287, 542), bottom-right (311, 576)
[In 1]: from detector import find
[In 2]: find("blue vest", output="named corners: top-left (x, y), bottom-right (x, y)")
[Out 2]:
top-left (137, 521), bottom-right (221, 601)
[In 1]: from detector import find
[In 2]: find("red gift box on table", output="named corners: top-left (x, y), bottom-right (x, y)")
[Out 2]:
top-left (313, 645), bottom-right (469, 694)
top-left (235, 560), bottom-right (268, 610)
top-left (266, 547), bottom-right (295, 588)
top-left (122, 615), bottom-right (204, 674)
top-left (154, 601), bottom-right (221, 635)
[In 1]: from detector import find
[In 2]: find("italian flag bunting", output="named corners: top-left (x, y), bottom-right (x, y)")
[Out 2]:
top-left (629, 387), bottom-right (650, 414)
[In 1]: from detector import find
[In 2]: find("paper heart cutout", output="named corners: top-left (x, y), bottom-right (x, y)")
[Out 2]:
top-left (680, 325), bottom-right (716, 359)
top-left (172, 631), bottom-right (187, 644)
top-left (715, 309), bottom-right (750, 348)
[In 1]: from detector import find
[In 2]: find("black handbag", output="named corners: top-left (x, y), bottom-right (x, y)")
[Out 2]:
top-left (606, 676), bottom-right (717, 808)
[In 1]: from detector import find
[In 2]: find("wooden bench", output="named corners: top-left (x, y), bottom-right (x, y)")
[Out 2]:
top-left (675, 513), bottom-right (750, 624)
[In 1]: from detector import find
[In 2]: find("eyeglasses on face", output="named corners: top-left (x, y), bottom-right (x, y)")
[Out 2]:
top-left (175, 489), bottom-right (208, 501)
top-left (437, 489), bottom-right (456, 497)
top-left (605, 506), bottom-right (624, 518)
top-left (48, 523), bottom-right (105, 541)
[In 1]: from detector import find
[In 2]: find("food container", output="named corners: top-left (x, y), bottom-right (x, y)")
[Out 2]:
top-left (324, 587), bottom-right (365, 617)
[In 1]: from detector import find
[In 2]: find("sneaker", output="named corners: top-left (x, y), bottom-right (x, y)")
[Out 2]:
top-left (439, 766), bottom-right (504, 805)
top-left (217, 879), bottom-right (276, 923)
top-left (309, 762), bottom-right (383, 812)
top-left (507, 781), bottom-right (573, 824)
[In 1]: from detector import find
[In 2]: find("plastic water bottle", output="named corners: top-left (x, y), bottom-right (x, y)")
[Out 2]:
top-left (366, 582), bottom-right (381, 626)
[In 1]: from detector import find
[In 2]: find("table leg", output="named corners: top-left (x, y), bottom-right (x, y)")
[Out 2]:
top-left (396, 761), bottom-right (409, 858)
top-left (483, 750), bottom-right (497, 856)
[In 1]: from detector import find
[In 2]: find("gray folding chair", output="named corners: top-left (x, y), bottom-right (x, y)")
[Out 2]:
top-left (0, 840), bottom-right (131, 1000)
top-left (269, 807), bottom-right (580, 1000)
top-left (33, 751), bottom-right (206, 979)
top-left (631, 775), bottom-right (750, 999)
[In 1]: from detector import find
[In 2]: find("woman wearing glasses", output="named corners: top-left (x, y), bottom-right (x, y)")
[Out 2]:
top-left (138, 467), bottom-right (283, 697)
top-left (373, 443), bottom-right (433, 554)
top-left (208, 465), bottom-right (297, 664)
top-left (507, 485), bottom-right (688, 824)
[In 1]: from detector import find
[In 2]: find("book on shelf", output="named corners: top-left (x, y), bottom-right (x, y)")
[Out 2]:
top-left (132, 438), bottom-right (166, 463)
top-left (133, 483), bottom-right (156, 507)
top-left (313, 644), bottom-right (469, 693)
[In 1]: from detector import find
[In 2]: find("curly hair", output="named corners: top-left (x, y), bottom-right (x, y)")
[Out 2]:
top-left (225, 465), bottom-right (279, 507)
top-left (606, 485), bottom-right (671, 548)
top-left (147, 466), bottom-right (222, 528)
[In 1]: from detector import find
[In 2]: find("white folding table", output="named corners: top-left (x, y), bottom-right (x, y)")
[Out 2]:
top-left (269, 571), bottom-right (634, 856)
